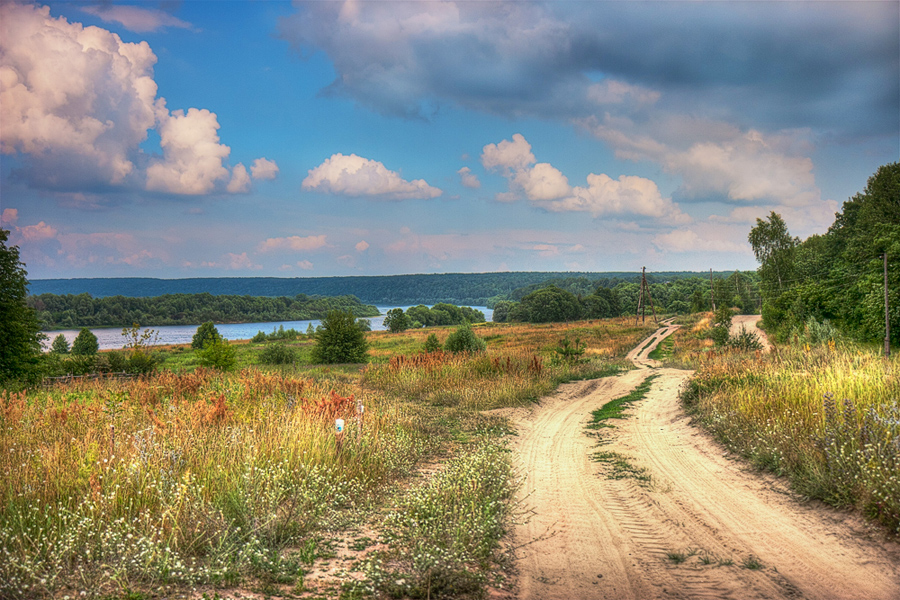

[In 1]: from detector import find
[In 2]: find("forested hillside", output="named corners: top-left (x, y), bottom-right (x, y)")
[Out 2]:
top-left (29, 271), bottom-right (734, 306)
top-left (749, 162), bottom-right (898, 345)
top-left (28, 293), bottom-right (380, 330)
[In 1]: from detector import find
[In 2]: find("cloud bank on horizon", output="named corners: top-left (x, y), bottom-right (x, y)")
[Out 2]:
top-left (1, 0), bottom-right (897, 278)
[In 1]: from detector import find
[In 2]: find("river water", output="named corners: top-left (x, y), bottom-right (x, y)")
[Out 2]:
top-left (42, 305), bottom-right (493, 351)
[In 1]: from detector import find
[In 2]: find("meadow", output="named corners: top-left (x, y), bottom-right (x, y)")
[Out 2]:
top-left (0, 317), bottom-right (655, 599)
top-left (665, 317), bottom-right (900, 534)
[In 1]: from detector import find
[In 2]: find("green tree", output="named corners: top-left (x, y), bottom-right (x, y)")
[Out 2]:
top-left (491, 300), bottom-right (515, 323)
top-left (311, 310), bottom-right (369, 364)
top-left (424, 333), bottom-right (442, 352)
top-left (384, 308), bottom-right (411, 333)
top-left (709, 305), bottom-right (734, 346)
top-left (192, 321), bottom-right (221, 350)
top-left (71, 328), bottom-right (99, 356)
top-left (197, 337), bottom-right (237, 371)
top-left (0, 228), bottom-right (43, 382)
top-left (50, 334), bottom-right (70, 355)
top-left (511, 285), bottom-right (583, 323)
top-left (444, 322), bottom-right (486, 353)
top-left (748, 212), bottom-right (798, 327)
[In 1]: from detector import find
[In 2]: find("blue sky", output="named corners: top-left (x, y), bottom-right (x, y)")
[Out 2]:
top-left (1, 0), bottom-right (897, 279)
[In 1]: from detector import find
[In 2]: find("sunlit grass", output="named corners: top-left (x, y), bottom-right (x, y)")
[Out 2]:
top-left (680, 342), bottom-right (900, 533)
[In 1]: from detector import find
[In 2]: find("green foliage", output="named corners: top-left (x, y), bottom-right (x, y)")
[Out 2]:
top-left (444, 323), bottom-right (486, 353)
top-left (71, 328), bottom-right (99, 356)
top-left (192, 321), bottom-right (222, 349)
top-left (727, 326), bottom-right (763, 351)
top-left (357, 318), bottom-right (372, 332)
top-left (510, 285), bottom-right (583, 323)
top-left (28, 292), bottom-right (380, 329)
top-left (50, 334), bottom-right (70, 355)
top-left (423, 333), bottom-right (442, 353)
top-left (709, 305), bottom-right (734, 346)
top-left (311, 310), bottom-right (369, 364)
top-left (0, 228), bottom-right (43, 382)
top-left (554, 336), bottom-right (586, 362)
top-left (490, 300), bottom-right (514, 323)
top-left (258, 342), bottom-right (297, 365)
top-left (405, 303), bottom-right (485, 327)
top-left (196, 337), bottom-right (237, 371)
top-left (384, 308), bottom-right (411, 332)
top-left (748, 163), bottom-right (899, 345)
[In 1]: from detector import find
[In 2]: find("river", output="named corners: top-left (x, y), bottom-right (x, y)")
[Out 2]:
top-left (41, 305), bottom-right (493, 351)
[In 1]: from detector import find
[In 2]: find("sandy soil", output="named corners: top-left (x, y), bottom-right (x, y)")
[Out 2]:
top-left (510, 320), bottom-right (899, 599)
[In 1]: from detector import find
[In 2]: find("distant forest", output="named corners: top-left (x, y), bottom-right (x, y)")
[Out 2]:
top-left (29, 271), bottom-right (737, 307)
top-left (28, 293), bottom-right (380, 330)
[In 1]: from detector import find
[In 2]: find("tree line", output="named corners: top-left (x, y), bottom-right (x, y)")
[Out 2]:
top-left (28, 270), bottom-right (740, 306)
top-left (491, 273), bottom-right (760, 324)
top-left (27, 292), bottom-right (380, 329)
top-left (749, 162), bottom-right (898, 345)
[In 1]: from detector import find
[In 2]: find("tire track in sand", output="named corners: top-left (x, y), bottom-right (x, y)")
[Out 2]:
top-left (511, 320), bottom-right (900, 599)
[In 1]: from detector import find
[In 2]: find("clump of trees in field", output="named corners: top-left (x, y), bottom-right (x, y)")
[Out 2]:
top-left (384, 303), bottom-right (485, 332)
top-left (749, 162), bottom-right (898, 345)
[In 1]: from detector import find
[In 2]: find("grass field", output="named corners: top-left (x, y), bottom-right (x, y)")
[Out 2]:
top-left (0, 317), bottom-right (656, 599)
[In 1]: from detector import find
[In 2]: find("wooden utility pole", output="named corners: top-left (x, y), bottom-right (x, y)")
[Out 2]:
top-left (635, 267), bottom-right (659, 325)
top-left (885, 253), bottom-right (891, 358)
top-left (709, 268), bottom-right (716, 312)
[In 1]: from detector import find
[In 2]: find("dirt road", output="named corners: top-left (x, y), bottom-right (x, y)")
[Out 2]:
top-left (510, 320), bottom-right (899, 599)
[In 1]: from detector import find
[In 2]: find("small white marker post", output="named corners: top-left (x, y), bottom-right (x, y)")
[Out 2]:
top-left (335, 418), bottom-right (345, 455)
top-left (356, 399), bottom-right (365, 430)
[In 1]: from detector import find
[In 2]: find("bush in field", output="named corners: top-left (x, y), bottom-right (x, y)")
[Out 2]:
top-left (384, 308), bottom-right (412, 333)
top-left (50, 334), bottom-right (69, 354)
top-left (554, 335), bottom-right (586, 362)
top-left (727, 326), bottom-right (763, 351)
top-left (444, 323), bottom-right (486, 353)
top-left (259, 342), bottom-right (297, 365)
top-left (424, 333), bottom-right (442, 353)
top-left (709, 305), bottom-right (733, 346)
top-left (197, 337), bottom-right (237, 371)
top-left (71, 328), bottom-right (99, 355)
top-left (192, 321), bottom-right (221, 349)
top-left (311, 310), bottom-right (369, 364)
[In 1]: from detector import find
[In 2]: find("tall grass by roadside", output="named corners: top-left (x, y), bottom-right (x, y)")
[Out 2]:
top-left (353, 440), bottom-right (515, 599)
top-left (0, 368), bottom-right (434, 598)
top-left (680, 343), bottom-right (899, 534)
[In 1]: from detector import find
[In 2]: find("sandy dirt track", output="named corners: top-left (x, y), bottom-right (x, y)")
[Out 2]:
top-left (510, 320), bottom-right (899, 599)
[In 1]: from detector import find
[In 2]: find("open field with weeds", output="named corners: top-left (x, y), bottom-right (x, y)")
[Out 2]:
top-left (0, 317), bottom-right (655, 599)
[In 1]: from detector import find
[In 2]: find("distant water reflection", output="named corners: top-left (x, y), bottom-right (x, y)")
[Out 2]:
top-left (41, 305), bottom-right (493, 351)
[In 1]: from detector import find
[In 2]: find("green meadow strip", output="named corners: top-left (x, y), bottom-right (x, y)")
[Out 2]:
top-left (587, 374), bottom-right (658, 429)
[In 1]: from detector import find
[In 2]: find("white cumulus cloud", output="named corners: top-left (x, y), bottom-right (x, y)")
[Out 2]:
top-left (457, 166), bottom-right (480, 189)
top-left (226, 163), bottom-right (251, 193)
top-left (251, 157), bottom-right (279, 180)
top-left (302, 153), bottom-right (442, 200)
top-left (0, 3), bottom-right (265, 196)
top-left (482, 133), bottom-right (687, 222)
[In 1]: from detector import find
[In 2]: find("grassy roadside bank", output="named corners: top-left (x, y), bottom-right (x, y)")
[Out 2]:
top-left (661, 315), bottom-right (899, 536)
top-left (0, 318), bottom-right (656, 599)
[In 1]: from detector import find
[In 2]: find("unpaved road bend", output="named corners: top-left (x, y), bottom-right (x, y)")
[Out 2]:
top-left (510, 321), bottom-right (900, 600)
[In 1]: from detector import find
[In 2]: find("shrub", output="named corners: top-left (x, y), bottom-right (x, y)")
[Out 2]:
top-left (196, 337), bottom-right (237, 371)
top-left (444, 323), bottom-right (486, 353)
top-left (49, 334), bottom-right (70, 355)
top-left (259, 342), bottom-right (297, 365)
top-left (554, 335), bottom-right (586, 362)
top-left (311, 310), bottom-right (369, 364)
top-left (424, 333), bottom-right (442, 353)
top-left (727, 326), bottom-right (763, 351)
top-left (71, 328), bottom-right (99, 356)
top-left (251, 330), bottom-right (267, 343)
top-left (384, 308), bottom-right (411, 333)
top-left (192, 321), bottom-right (221, 350)
top-left (709, 305), bottom-right (734, 346)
